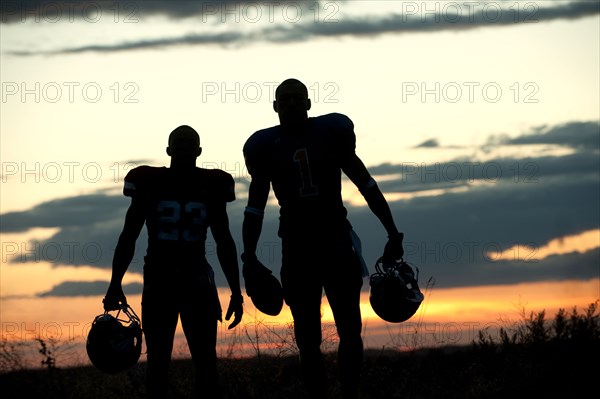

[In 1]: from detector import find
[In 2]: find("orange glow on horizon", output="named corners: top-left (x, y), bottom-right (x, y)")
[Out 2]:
top-left (1, 279), bottom-right (597, 368)
top-left (2, 280), bottom-right (597, 341)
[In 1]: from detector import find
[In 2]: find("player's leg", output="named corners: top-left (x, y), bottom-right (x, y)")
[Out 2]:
top-left (323, 234), bottom-right (364, 399)
top-left (142, 283), bottom-right (179, 399)
top-left (180, 273), bottom-right (221, 399)
top-left (281, 238), bottom-right (327, 399)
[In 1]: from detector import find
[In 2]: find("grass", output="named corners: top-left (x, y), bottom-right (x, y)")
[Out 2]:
top-left (1, 301), bottom-right (598, 398)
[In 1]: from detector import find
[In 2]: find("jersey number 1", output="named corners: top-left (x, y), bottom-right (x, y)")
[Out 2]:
top-left (293, 148), bottom-right (318, 197)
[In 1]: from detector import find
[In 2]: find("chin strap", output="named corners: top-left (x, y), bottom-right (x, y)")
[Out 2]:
top-left (374, 257), bottom-right (420, 285)
top-left (112, 303), bottom-right (142, 330)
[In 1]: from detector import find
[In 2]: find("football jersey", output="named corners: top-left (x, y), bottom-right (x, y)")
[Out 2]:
top-left (123, 166), bottom-right (235, 267)
top-left (243, 113), bottom-right (355, 235)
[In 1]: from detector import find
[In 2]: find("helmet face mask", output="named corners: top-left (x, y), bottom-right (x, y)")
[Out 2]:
top-left (86, 305), bottom-right (143, 374)
top-left (369, 258), bottom-right (424, 323)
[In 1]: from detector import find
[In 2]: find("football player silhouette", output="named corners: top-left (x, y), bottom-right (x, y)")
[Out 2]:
top-left (242, 78), bottom-right (404, 399)
top-left (104, 125), bottom-right (243, 399)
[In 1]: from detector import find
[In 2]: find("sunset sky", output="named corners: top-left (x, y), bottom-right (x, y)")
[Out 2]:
top-left (1, 0), bottom-right (599, 368)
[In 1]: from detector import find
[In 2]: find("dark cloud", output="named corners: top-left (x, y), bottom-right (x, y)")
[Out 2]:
top-left (363, 176), bottom-right (599, 288)
top-left (352, 122), bottom-right (600, 289)
top-left (36, 280), bottom-right (143, 297)
top-left (0, 194), bottom-right (128, 233)
top-left (503, 121), bottom-right (600, 150)
top-left (6, 32), bottom-right (247, 56)
top-left (370, 151), bottom-right (600, 194)
top-left (415, 138), bottom-right (439, 148)
top-left (0, 1), bottom-right (272, 23)
top-left (369, 121), bottom-right (600, 193)
top-left (420, 248), bottom-right (600, 289)
top-left (2, 120), bottom-right (598, 292)
top-left (4, 1), bottom-right (599, 55)
top-left (260, 1), bottom-right (600, 41)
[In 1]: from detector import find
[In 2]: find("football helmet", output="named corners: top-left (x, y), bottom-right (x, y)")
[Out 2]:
top-left (369, 257), bottom-right (424, 323)
top-left (242, 254), bottom-right (284, 316)
top-left (86, 304), bottom-right (143, 374)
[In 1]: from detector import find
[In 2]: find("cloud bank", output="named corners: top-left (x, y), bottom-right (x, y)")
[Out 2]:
top-left (37, 280), bottom-right (143, 297)
top-left (2, 120), bottom-right (598, 296)
top-left (3, 1), bottom-right (599, 55)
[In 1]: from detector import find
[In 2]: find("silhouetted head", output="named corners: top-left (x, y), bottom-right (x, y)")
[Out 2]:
top-left (167, 125), bottom-right (202, 168)
top-left (273, 78), bottom-right (311, 128)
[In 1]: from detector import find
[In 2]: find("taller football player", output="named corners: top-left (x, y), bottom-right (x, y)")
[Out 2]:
top-left (241, 78), bottom-right (404, 399)
top-left (104, 125), bottom-right (243, 399)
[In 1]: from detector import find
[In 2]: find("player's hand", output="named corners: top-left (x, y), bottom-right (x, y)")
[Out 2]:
top-left (225, 293), bottom-right (243, 330)
top-left (383, 232), bottom-right (404, 263)
top-left (103, 284), bottom-right (127, 311)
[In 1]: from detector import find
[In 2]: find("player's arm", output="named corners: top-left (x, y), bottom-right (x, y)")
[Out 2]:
top-left (342, 154), bottom-right (404, 261)
top-left (104, 197), bottom-right (145, 310)
top-left (343, 154), bottom-right (400, 236)
top-left (242, 175), bottom-right (270, 260)
top-left (210, 200), bottom-right (243, 329)
top-left (210, 201), bottom-right (242, 296)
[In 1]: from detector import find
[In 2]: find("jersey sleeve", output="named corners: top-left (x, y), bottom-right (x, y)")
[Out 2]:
top-left (328, 113), bottom-right (356, 160)
top-left (221, 171), bottom-right (236, 203)
top-left (206, 169), bottom-right (236, 203)
top-left (243, 129), bottom-right (272, 179)
top-left (123, 166), bottom-right (152, 198)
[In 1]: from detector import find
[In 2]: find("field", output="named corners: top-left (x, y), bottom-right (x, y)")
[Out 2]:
top-left (1, 302), bottom-right (598, 399)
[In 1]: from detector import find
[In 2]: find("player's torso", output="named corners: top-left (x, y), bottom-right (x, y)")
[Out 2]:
top-left (250, 114), bottom-right (354, 232)
top-left (272, 122), bottom-right (343, 209)
top-left (131, 167), bottom-right (224, 263)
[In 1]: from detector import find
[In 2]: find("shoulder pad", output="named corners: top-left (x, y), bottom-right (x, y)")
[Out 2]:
top-left (210, 169), bottom-right (236, 202)
top-left (318, 113), bottom-right (354, 130)
top-left (123, 166), bottom-right (160, 197)
top-left (243, 126), bottom-right (279, 154)
top-left (243, 126), bottom-right (279, 177)
top-left (317, 113), bottom-right (356, 154)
